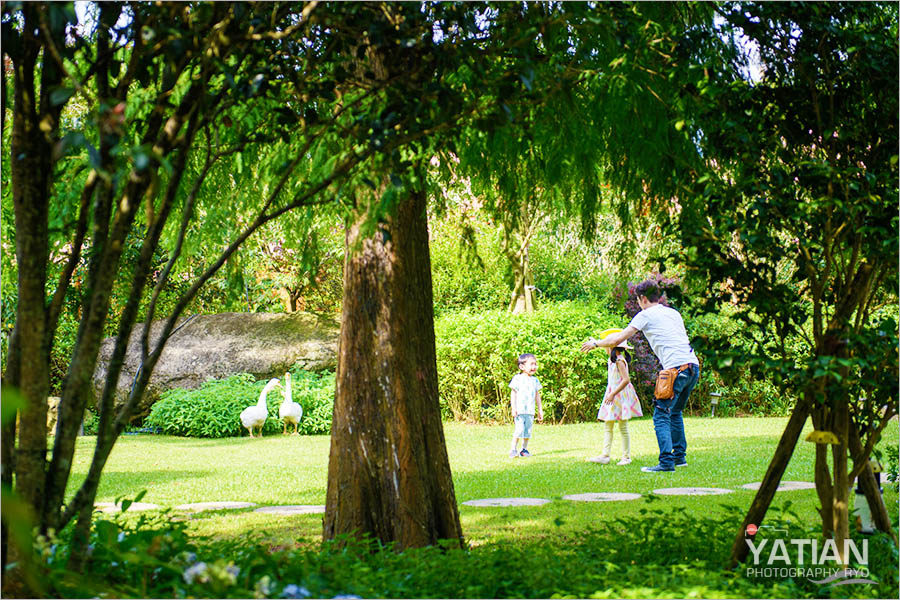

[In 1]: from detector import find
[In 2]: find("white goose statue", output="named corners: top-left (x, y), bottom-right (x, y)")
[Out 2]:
top-left (240, 377), bottom-right (280, 438)
top-left (278, 372), bottom-right (303, 435)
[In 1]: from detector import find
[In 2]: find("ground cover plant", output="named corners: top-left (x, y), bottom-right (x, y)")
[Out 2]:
top-left (47, 418), bottom-right (899, 598)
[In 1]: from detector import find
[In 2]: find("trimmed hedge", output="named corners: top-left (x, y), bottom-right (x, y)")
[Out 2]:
top-left (434, 301), bottom-right (625, 423)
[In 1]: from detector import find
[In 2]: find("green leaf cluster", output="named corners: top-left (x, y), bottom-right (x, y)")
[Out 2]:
top-left (31, 500), bottom-right (900, 598)
top-left (145, 370), bottom-right (334, 438)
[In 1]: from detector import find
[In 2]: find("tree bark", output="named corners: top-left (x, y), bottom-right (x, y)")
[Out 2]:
top-left (857, 460), bottom-right (894, 540)
top-left (324, 183), bottom-right (464, 550)
top-left (831, 398), bottom-right (850, 565)
top-left (727, 396), bottom-right (810, 569)
top-left (1, 326), bottom-right (21, 572)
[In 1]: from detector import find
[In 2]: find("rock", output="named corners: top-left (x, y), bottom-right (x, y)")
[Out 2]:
top-left (91, 312), bottom-right (339, 421)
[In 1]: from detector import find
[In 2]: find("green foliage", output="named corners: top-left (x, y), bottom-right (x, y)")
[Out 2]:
top-left (35, 500), bottom-right (200, 598)
top-left (671, 2), bottom-right (899, 423)
top-left (883, 444), bottom-right (899, 493)
top-left (82, 408), bottom-right (100, 436)
top-left (435, 302), bottom-right (620, 423)
top-left (429, 217), bottom-right (509, 316)
top-left (687, 309), bottom-right (800, 417)
top-left (145, 370), bottom-right (334, 438)
top-left (34, 500), bottom-right (899, 599)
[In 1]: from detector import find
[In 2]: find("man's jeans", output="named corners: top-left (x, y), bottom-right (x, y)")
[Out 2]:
top-left (652, 364), bottom-right (700, 469)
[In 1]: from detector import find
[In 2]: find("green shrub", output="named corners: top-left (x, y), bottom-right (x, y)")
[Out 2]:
top-left (34, 499), bottom-right (899, 599)
top-left (883, 444), bottom-right (899, 492)
top-left (434, 301), bottom-right (621, 423)
top-left (82, 408), bottom-right (99, 435)
top-left (429, 219), bottom-right (509, 316)
top-left (145, 370), bottom-right (334, 438)
top-left (689, 308), bottom-right (800, 417)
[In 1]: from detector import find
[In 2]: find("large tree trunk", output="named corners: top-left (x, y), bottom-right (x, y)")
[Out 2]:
top-left (727, 396), bottom-right (810, 569)
top-left (324, 184), bottom-right (464, 550)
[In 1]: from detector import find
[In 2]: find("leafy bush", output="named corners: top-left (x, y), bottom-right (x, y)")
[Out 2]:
top-left (31, 499), bottom-right (899, 599)
top-left (435, 301), bottom-right (622, 423)
top-left (621, 274), bottom-right (682, 410)
top-left (883, 444), bottom-right (899, 492)
top-left (145, 370), bottom-right (334, 438)
top-left (429, 218), bottom-right (509, 316)
top-left (688, 305), bottom-right (800, 417)
top-left (82, 408), bottom-right (99, 435)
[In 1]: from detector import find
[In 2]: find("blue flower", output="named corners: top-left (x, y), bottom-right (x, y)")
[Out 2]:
top-left (281, 584), bottom-right (311, 598)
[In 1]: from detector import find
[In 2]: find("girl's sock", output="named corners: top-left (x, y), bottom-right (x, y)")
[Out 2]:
top-left (620, 420), bottom-right (630, 459)
top-left (602, 420), bottom-right (615, 457)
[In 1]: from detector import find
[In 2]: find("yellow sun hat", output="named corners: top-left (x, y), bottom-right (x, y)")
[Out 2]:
top-left (597, 328), bottom-right (631, 350)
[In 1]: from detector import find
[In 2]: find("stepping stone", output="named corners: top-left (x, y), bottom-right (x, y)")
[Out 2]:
top-left (175, 501), bottom-right (257, 512)
top-left (741, 481), bottom-right (816, 492)
top-left (462, 498), bottom-right (551, 507)
top-left (253, 505), bottom-right (326, 515)
top-left (95, 501), bottom-right (160, 513)
top-left (563, 493), bottom-right (642, 502)
top-left (652, 487), bottom-right (733, 496)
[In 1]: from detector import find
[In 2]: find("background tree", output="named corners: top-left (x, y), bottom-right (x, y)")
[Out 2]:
top-left (0, 1), bottom-right (435, 585)
top-left (323, 0), bottom-right (714, 549)
top-left (660, 2), bottom-right (898, 566)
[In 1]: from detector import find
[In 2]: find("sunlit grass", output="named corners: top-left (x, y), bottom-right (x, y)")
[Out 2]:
top-left (68, 417), bottom-right (899, 545)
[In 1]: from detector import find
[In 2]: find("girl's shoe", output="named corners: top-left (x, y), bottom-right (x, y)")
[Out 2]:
top-left (509, 449), bottom-right (519, 458)
top-left (588, 455), bottom-right (610, 464)
top-left (617, 457), bottom-right (632, 466)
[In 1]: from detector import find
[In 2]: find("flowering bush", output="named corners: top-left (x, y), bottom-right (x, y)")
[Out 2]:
top-left (623, 274), bottom-right (682, 412)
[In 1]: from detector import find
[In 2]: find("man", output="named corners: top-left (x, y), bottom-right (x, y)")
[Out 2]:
top-left (581, 279), bottom-right (700, 472)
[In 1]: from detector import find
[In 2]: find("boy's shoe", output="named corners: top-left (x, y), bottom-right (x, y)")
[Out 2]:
top-left (519, 449), bottom-right (531, 457)
top-left (509, 449), bottom-right (519, 458)
top-left (617, 457), bottom-right (632, 466)
top-left (587, 455), bottom-right (610, 464)
top-left (641, 464), bottom-right (675, 473)
top-left (675, 461), bottom-right (688, 467)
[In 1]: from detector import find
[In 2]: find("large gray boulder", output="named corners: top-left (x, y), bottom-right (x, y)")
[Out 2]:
top-left (91, 311), bottom-right (339, 420)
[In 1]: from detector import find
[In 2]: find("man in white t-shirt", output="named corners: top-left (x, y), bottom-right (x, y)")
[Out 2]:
top-left (581, 279), bottom-right (700, 472)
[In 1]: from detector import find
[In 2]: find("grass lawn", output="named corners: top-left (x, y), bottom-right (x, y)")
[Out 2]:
top-left (69, 416), bottom-right (899, 547)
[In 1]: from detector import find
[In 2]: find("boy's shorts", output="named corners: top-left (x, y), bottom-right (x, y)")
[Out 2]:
top-left (514, 414), bottom-right (534, 439)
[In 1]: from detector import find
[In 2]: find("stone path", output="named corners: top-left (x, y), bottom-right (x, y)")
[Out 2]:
top-left (95, 481), bottom-right (817, 514)
top-left (95, 501), bottom-right (161, 513)
top-left (563, 492), bottom-right (642, 502)
top-left (462, 498), bottom-right (551, 507)
top-left (652, 487), bottom-right (733, 496)
top-left (740, 481), bottom-right (816, 492)
top-left (175, 501), bottom-right (257, 512)
top-left (254, 505), bottom-right (326, 515)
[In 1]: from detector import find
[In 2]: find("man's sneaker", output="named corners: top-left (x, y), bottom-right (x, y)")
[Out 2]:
top-left (617, 457), bottom-right (632, 466)
top-left (519, 448), bottom-right (531, 458)
top-left (641, 464), bottom-right (675, 473)
top-left (587, 455), bottom-right (610, 464)
top-left (509, 449), bottom-right (519, 458)
top-left (675, 461), bottom-right (688, 467)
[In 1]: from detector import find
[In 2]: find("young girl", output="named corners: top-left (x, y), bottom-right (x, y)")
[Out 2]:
top-left (590, 334), bottom-right (642, 465)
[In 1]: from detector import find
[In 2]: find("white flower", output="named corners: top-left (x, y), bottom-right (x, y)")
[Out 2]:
top-left (254, 575), bottom-right (274, 598)
top-left (183, 561), bottom-right (209, 584)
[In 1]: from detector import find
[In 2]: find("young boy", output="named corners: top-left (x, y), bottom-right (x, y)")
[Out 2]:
top-left (508, 353), bottom-right (544, 458)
